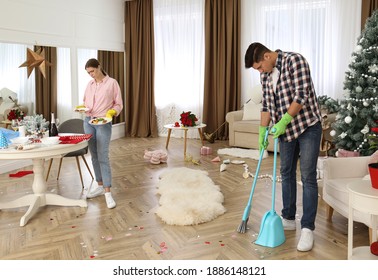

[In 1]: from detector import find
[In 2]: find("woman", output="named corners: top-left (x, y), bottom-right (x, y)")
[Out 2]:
top-left (83, 58), bottom-right (123, 209)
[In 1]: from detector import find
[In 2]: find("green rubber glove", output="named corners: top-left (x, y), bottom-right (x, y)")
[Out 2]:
top-left (106, 109), bottom-right (117, 118)
top-left (270, 112), bottom-right (293, 138)
top-left (259, 126), bottom-right (269, 151)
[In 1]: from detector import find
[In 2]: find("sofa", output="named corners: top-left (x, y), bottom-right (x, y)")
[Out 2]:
top-left (226, 85), bottom-right (335, 154)
top-left (0, 87), bottom-right (28, 127)
top-left (226, 84), bottom-right (276, 152)
top-left (323, 156), bottom-right (376, 242)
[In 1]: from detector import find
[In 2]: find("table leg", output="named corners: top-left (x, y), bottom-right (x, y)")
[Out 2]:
top-left (184, 129), bottom-right (188, 157)
top-left (0, 158), bottom-right (87, 227)
top-left (166, 128), bottom-right (172, 149)
top-left (198, 127), bottom-right (205, 146)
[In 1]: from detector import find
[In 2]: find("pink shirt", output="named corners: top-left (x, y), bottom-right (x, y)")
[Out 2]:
top-left (83, 76), bottom-right (123, 118)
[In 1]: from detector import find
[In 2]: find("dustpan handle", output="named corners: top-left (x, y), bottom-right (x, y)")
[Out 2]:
top-left (271, 131), bottom-right (279, 212)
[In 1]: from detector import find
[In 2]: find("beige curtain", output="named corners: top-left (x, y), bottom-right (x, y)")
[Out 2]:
top-left (361, 0), bottom-right (378, 29)
top-left (97, 50), bottom-right (126, 125)
top-left (35, 46), bottom-right (57, 122)
top-left (203, 0), bottom-right (241, 140)
top-left (124, 0), bottom-right (158, 137)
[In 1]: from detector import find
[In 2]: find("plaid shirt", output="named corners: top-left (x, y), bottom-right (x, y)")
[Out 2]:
top-left (261, 50), bottom-right (321, 142)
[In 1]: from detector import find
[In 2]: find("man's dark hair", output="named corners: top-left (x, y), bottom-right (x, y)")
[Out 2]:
top-left (244, 43), bottom-right (271, 68)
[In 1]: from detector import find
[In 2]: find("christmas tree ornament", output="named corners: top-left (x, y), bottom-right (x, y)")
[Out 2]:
top-left (355, 45), bottom-right (362, 53)
top-left (361, 124), bottom-right (369, 135)
top-left (363, 101), bottom-right (369, 107)
top-left (356, 86), bottom-right (362, 93)
top-left (330, 130), bottom-right (336, 137)
top-left (344, 116), bottom-right (352, 124)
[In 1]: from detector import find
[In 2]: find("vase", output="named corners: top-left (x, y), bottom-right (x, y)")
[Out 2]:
top-left (368, 163), bottom-right (378, 189)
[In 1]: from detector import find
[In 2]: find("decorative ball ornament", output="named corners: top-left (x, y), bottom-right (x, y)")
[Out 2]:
top-left (363, 101), bottom-right (369, 107)
top-left (330, 130), bottom-right (336, 137)
top-left (355, 45), bottom-right (363, 53)
top-left (344, 116), bottom-right (352, 124)
top-left (356, 86), bottom-right (363, 93)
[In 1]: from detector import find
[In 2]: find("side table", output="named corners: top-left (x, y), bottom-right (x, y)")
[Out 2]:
top-left (347, 179), bottom-right (378, 260)
top-left (164, 123), bottom-right (206, 157)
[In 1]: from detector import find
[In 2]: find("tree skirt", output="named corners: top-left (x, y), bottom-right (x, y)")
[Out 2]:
top-left (217, 148), bottom-right (268, 160)
top-left (156, 167), bottom-right (226, 226)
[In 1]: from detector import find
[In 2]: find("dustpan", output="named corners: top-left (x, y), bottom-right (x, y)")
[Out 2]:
top-left (255, 136), bottom-right (285, 248)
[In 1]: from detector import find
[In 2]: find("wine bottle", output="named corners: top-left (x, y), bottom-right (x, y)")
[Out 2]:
top-left (50, 112), bottom-right (59, 136)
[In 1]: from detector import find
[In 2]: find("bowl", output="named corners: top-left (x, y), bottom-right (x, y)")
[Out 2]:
top-left (41, 136), bottom-right (60, 145)
top-left (10, 137), bottom-right (30, 145)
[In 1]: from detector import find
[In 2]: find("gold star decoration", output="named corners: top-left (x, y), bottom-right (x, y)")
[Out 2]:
top-left (19, 47), bottom-right (52, 79)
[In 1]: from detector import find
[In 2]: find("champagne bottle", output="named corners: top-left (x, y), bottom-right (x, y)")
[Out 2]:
top-left (50, 112), bottom-right (59, 137)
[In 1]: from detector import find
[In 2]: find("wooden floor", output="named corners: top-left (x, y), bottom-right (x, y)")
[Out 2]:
top-left (0, 136), bottom-right (370, 260)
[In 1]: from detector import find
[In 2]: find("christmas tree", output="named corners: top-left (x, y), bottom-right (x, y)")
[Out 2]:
top-left (331, 9), bottom-right (378, 156)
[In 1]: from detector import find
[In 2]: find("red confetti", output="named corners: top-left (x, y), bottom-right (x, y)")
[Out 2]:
top-left (205, 241), bottom-right (211, 245)
top-left (90, 255), bottom-right (95, 258)
top-left (71, 226), bottom-right (76, 228)
top-left (220, 244), bottom-right (225, 246)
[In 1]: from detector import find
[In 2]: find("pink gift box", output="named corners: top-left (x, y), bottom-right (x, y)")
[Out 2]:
top-left (200, 146), bottom-right (212, 155)
top-left (337, 149), bottom-right (360, 157)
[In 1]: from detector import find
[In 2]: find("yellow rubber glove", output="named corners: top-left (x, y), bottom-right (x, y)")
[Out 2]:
top-left (106, 109), bottom-right (117, 118)
top-left (259, 126), bottom-right (269, 152)
top-left (270, 112), bottom-right (293, 138)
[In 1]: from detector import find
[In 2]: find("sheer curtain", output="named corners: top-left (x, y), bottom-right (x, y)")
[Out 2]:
top-left (57, 47), bottom-right (72, 123)
top-left (77, 49), bottom-right (97, 104)
top-left (0, 42), bottom-right (35, 115)
top-left (241, 0), bottom-right (361, 102)
top-left (153, 0), bottom-right (205, 138)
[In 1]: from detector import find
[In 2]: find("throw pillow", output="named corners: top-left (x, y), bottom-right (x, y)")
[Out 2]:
top-left (242, 101), bottom-right (261, 121)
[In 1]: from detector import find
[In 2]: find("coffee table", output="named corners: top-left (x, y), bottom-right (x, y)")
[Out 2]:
top-left (164, 123), bottom-right (207, 157)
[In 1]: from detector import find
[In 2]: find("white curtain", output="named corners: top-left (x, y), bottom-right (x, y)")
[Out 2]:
top-left (153, 0), bottom-right (205, 138)
top-left (241, 0), bottom-right (361, 102)
top-left (57, 47), bottom-right (72, 124)
top-left (77, 48), bottom-right (97, 104)
top-left (0, 42), bottom-right (35, 115)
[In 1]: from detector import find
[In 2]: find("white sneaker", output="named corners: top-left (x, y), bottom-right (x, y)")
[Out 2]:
top-left (281, 217), bottom-right (296, 230)
top-left (105, 192), bottom-right (116, 209)
top-left (297, 228), bottom-right (314, 251)
top-left (86, 186), bottom-right (105, 199)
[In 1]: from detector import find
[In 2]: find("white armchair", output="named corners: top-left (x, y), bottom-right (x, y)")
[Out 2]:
top-left (323, 156), bottom-right (375, 241)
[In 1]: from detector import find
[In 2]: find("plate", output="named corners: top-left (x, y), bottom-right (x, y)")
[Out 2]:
top-left (10, 137), bottom-right (31, 145)
top-left (89, 117), bottom-right (112, 126)
top-left (231, 160), bottom-right (245, 165)
top-left (74, 106), bottom-right (89, 112)
top-left (58, 133), bottom-right (83, 136)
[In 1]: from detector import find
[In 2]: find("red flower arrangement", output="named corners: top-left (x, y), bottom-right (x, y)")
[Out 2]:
top-left (180, 111), bottom-right (198, 127)
top-left (7, 108), bottom-right (24, 121)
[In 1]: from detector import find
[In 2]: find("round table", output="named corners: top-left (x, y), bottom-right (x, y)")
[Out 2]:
top-left (164, 123), bottom-right (207, 157)
top-left (0, 141), bottom-right (88, 226)
top-left (347, 179), bottom-right (378, 260)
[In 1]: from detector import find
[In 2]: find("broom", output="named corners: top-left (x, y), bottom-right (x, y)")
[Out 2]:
top-left (236, 127), bottom-right (269, 233)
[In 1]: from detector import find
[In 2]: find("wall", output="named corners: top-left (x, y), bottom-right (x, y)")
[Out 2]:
top-left (0, 0), bottom-right (126, 173)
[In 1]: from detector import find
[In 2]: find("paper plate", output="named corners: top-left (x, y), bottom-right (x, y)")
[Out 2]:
top-left (89, 117), bottom-right (112, 126)
top-left (74, 106), bottom-right (89, 112)
top-left (231, 160), bottom-right (245, 165)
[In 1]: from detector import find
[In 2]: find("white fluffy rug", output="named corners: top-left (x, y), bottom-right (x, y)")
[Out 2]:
top-left (217, 147), bottom-right (268, 160)
top-left (156, 167), bottom-right (226, 226)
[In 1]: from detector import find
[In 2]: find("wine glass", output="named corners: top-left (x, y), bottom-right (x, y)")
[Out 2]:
top-left (11, 119), bottom-right (19, 132)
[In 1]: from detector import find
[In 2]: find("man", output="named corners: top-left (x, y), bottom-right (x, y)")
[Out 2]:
top-left (245, 42), bottom-right (322, 251)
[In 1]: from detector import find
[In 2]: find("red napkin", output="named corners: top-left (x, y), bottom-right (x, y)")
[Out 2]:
top-left (59, 134), bottom-right (92, 144)
top-left (9, 170), bottom-right (33, 177)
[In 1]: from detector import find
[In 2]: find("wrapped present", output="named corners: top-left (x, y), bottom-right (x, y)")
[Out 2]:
top-left (337, 149), bottom-right (360, 157)
top-left (200, 146), bottom-right (212, 155)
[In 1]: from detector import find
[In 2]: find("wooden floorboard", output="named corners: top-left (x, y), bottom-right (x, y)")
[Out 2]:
top-left (0, 136), bottom-right (370, 260)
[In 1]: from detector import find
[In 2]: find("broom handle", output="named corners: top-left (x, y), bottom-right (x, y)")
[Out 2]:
top-left (271, 135), bottom-right (278, 212)
top-left (210, 121), bottom-right (227, 134)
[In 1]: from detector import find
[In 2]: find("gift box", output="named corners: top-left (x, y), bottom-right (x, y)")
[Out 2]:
top-left (200, 146), bottom-right (212, 155)
top-left (337, 149), bottom-right (360, 157)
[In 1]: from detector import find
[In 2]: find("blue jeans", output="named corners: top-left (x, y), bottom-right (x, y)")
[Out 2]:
top-left (84, 117), bottom-right (112, 188)
top-left (279, 122), bottom-right (321, 230)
